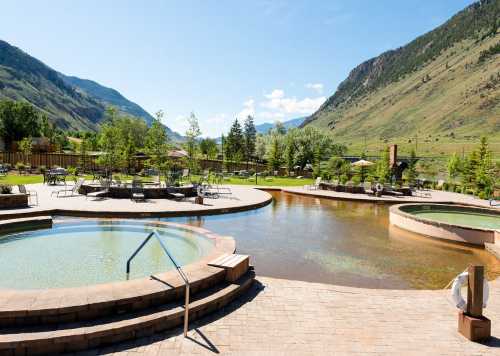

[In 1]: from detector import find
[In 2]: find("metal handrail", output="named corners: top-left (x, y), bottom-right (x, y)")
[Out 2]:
top-left (126, 230), bottom-right (190, 337)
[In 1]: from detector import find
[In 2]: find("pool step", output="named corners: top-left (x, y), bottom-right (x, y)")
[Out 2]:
top-left (0, 267), bottom-right (227, 327)
top-left (0, 269), bottom-right (254, 355)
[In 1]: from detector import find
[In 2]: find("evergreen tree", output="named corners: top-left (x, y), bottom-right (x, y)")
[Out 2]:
top-left (243, 115), bottom-right (256, 167)
top-left (225, 119), bottom-right (244, 164)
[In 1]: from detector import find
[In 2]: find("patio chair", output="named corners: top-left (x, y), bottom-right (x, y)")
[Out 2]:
top-left (51, 178), bottom-right (84, 198)
top-left (86, 179), bottom-right (110, 200)
top-left (305, 177), bottom-right (321, 190)
top-left (17, 184), bottom-right (38, 206)
top-left (167, 187), bottom-right (185, 201)
top-left (145, 175), bottom-right (161, 187)
top-left (131, 182), bottom-right (145, 202)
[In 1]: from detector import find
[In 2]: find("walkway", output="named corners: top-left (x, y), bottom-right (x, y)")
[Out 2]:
top-left (0, 183), bottom-right (272, 218)
top-left (72, 276), bottom-right (500, 355)
top-left (282, 187), bottom-right (498, 208)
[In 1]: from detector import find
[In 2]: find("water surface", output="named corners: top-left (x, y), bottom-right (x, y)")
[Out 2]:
top-left (162, 191), bottom-right (500, 289)
top-left (0, 221), bottom-right (214, 289)
top-left (411, 210), bottom-right (500, 230)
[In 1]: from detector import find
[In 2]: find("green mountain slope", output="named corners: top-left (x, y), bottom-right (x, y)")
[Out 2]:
top-left (303, 0), bottom-right (500, 156)
top-left (0, 39), bottom-right (182, 139)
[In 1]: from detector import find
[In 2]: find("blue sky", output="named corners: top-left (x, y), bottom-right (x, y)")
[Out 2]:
top-left (1, 0), bottom-right (474, 137)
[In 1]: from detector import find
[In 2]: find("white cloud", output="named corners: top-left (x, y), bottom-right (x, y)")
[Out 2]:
top-left (260, 89), bottom-right (326, 116)
top-left (264, 89), bottom-right (285, 100)
top-left (237, 98), bottom-right (255, 119)
top-left (305, 83), bottom-right (324, 94)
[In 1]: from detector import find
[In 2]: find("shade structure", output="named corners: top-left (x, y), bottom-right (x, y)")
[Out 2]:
top-left (168, 149), bottom-right (189, 158)
top-left (351, 159), bottom-right (374, 167)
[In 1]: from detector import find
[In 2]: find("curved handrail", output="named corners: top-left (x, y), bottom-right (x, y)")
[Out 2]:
top-left (126, 230), bottom-right (190, 337)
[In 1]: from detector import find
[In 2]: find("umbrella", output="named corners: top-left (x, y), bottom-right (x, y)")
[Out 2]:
top-left (351, 159), bottom-right (374, 182)
top-left (351, 159), bottom-right (374, 167)
top-left (168, 150), bottom-right (189, 158)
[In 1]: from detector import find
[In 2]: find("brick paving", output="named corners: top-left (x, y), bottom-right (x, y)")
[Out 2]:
top-left (73, 276), bottom-right (500, 355)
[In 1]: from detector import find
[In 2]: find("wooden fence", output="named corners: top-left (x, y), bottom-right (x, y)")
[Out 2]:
top-left (0, 152), bottom-right (313, 177)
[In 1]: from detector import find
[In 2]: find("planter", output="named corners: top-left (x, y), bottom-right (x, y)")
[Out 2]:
top-left (0, 193), bottom-right (28, 209)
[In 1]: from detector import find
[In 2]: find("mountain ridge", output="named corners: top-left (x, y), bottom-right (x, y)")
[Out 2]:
top-left (0, 39), bottom-right (182, 139)
top-left (302, 0), bottom-right (500, 155)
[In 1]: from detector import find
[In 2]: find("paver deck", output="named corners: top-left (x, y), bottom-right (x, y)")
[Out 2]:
top-left (0, 183), bottom-right (272, 218)
top-left (69, 276), bottom-right (500, 355)
top-left (282, 187), bottom-right (498, 208)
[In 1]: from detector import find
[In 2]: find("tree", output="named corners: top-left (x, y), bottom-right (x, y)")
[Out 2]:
top-left (78, 136), bottom-right (89, 171)
top-left (243, 115), bottom-right (256, 167)
top-left (199, 138), bottom-right (218, 160)
top-left (0, 100), bottom-right (42, 149)
top-left (145, 110), bottom-right (171, 176)
top-left (267, 133), bottom-right (284, 172)
top-left (18, 137), bottom-right (32, 165)
top-left (185, 112), bottom-right (201, 172)
top-left (447, 152), bottom-right (461, 181)
top-left (225, 119), bottom-right (244, 165)
top-left (255, 134), bottom-right (267, 163)
top-left (97, 122), bottom-right (123, 175)
top-left (327, 156), bottom-right (349, 180)
top-left (405, 149), bottom-right (418, 184)
top-left (376, 147), bottom-right (391, 183)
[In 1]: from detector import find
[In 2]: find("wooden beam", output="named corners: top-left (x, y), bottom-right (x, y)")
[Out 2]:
top-left (466, 265), bottom-right (483, 318)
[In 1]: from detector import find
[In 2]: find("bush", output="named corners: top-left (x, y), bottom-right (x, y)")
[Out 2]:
top-left (352, 176), bottom-right (361, 185)
top-left (321, 171), bottom-right (332, 181)
top-left (443, 182), bottom-right (449, 191)
top-left (15, 162), bottom-right (25, 170)
top-left (340, 174), bottom-right (349, 184)
top-left (0, 184), bottom-right (12, 194)
top-left (67, 166), bottom-right (77, 176)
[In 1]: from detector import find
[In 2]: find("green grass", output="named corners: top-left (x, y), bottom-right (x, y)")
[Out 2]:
top-left (0, 173), bottom-right (313, 187)
top-left (0, 174), bottom-right (43, 185)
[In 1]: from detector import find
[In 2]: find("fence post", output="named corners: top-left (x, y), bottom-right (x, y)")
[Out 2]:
top-left (458, 265), bottom-right (491, 342)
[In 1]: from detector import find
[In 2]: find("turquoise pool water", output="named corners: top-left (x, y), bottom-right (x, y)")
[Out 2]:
top-left (410, 210), bottom-right (500, 230)
top-left (0, 221), bottom-right (214, 289)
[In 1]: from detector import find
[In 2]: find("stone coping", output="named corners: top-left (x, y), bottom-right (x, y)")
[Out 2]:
top-left (0, 220), bottom-right (236, 326)
top-left (390, 203), bottom-right (500, 246)
top-left (0, 215), bottom-right (52, 233)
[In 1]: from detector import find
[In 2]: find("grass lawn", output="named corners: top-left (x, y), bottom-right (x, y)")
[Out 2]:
top-left (0, 173), bottom-right (313, 187)
top-left (216, 176), bottom-right (313, 187)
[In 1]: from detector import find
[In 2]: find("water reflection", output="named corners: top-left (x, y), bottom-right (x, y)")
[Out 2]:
top-left (162, 191), bottom-right (500, 289)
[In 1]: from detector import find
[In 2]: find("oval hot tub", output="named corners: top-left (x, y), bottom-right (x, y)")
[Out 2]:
top-left (390, 203), bottom-right (500, 246)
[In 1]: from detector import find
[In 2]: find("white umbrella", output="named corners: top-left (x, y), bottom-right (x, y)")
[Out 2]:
top-left (168, 149), bottom-right (189, 158)
top-left (351, 159), bottom-right (374, 167)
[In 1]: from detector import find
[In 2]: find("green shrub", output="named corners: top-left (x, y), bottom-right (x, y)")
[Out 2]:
top-left (67, 166), bottom-right (77, 176)
top-left (0, 184), bottom-right (12, 194)
top-left (443, 182), bottom-right (449, 191)
top-left (340, 174), bottom-right (349, 184)
top-left (15, 162), bottom-right (25, 170)
top-left (352, 176), bottom-right (361, 185)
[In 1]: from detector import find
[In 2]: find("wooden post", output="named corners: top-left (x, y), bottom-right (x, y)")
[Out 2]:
top-left (467, 265), bottom-right (484, 318)
top-left (458, 264), bottom-right (491, 342)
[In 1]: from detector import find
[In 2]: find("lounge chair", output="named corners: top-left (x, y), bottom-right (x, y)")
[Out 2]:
top-left (383, 183), bottom-right (403, 196)
top-left (86, 179), bottom-right (110, 200)
top-left (363, 182), bottom-right (375, 195)
top-left (197, 184), bottom-right (219, 199)
top-left (305, 177), bottom-right (321, 190)
top-left (131, 183), bottom-right (145, 202)
top-left (17, 184), bottom-right (38, 205)
top-left (51, 178), bottom-right (85, 198)
top-left (167, 187), bottom-right (185, 201)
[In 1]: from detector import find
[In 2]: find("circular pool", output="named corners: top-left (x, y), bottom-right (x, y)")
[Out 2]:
top-left (390, 204), bottom-right (500, 245)
top-left (0, 220), bottom-right (217, 289)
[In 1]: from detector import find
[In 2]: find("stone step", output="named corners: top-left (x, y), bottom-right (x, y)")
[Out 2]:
top-left (0, 266), bottom-right (226, 327)
top-left (0, 270), bottom-right (255, 355)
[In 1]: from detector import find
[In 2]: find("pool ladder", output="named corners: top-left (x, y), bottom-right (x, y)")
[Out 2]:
top-left (126, 230), bottom-right (190, 337)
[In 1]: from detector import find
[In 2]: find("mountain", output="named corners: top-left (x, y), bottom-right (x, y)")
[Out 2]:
top-left (0, 39), bottom-right (182, 139)
top-left (303, 0), bottom-right (500, 156)
top-left (255, 117), bottom-right (306, 134)
top-left (59, 75), bottom-right (183, 141)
